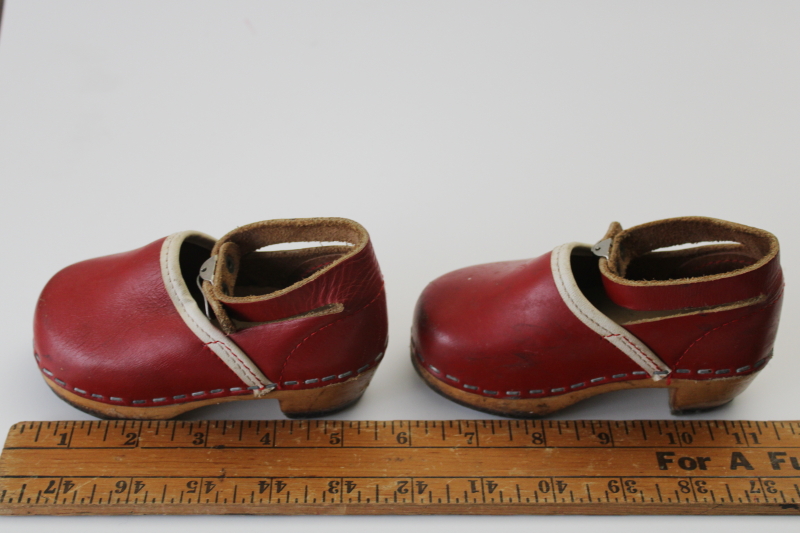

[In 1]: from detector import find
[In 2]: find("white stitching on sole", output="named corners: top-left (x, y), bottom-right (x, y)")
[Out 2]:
top-left (41, 357), bottom-right (381, 405)
top-left (422, 357), bottom-right (770, 399)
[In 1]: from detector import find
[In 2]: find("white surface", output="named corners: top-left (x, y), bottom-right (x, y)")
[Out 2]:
top-left (1, 1), bottom-right (799, 530)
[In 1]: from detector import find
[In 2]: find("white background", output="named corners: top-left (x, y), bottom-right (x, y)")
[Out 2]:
top-left (1, 1), bottom-right (799, 530)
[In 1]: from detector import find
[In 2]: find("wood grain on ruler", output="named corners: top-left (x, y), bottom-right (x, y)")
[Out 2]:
top-left (1, 420), bottom-right (800, 515)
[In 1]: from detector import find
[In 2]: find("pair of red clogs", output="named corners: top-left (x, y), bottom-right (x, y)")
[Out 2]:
top-left (33, 216), bottom-right (783, 419)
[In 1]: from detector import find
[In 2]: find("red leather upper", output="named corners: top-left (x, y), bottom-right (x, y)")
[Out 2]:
top-left (228, 239), bottom-right (388, 388)
top-left (412, 253), bottom-right (645, 396)
top-left (34, 238), bottom-right (246, 404)
top-left (232, 288), bottom-right (387, 389)
top-left (627, 293), bottom-right (783, 377)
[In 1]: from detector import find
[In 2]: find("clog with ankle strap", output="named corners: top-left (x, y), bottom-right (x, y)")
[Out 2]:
top-left (34, 218), bottom-right (388, 419)
top-left (412, 217), bottom-right (783, 417)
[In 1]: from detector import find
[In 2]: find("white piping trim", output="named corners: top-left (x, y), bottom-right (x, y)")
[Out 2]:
top-left (551, 243), bottom-right (671, 380)
top-left (160, 231), bottom-right (274, 395)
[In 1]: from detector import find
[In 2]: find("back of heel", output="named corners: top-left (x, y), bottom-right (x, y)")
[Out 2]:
top-left (668, 374), bottom-right (758, 415)
top-left (273, 368), bottom-right (377, 418)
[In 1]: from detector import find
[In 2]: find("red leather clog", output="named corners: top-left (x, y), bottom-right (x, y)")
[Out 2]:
top-left (34, 218), bottom-right (388, 419)
top-left (412, 217), bottom-right (783, 417)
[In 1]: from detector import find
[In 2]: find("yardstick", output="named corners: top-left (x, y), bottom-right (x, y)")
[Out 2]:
top-left (1, 419), bottom-right (800, 515)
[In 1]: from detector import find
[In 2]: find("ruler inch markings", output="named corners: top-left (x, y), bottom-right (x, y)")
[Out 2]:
top-left (2, 419), bottom-right (800, 515)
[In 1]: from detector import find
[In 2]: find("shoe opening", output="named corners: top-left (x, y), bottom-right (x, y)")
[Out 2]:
top-left (234, 242), bottom-right (354, 297)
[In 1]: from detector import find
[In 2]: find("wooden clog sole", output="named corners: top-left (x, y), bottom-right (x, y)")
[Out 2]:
top-left (43, 368), bottom-right (376, 420)
top-left (412, 349), bottom-right (757, 417)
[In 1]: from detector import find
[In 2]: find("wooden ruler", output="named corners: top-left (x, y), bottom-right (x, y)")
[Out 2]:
top-left (1, 419), bottom-right (800, 515)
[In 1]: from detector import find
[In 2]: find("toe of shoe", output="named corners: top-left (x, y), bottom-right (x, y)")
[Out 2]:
top-left (33, 238), bottom-right (245, 404)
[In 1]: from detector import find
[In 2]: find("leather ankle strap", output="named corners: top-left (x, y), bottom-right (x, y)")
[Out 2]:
top-left (598, 217), bottom-right (782, 311)
top-left (201, 218), bottom-right (381, 332)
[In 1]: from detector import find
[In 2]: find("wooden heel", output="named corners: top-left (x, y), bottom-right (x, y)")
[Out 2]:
top-left (273, 368), bottom-right (377, 418)
top-left (668, 374), bottom-right (758, 415)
